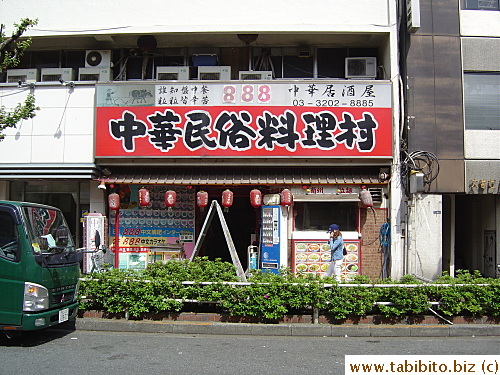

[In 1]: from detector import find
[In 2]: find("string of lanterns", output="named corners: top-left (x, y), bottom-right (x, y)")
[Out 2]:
top-left (109, 186), bottom-right (294, 211)
top-left (105, 184), bottom-right (293, 256)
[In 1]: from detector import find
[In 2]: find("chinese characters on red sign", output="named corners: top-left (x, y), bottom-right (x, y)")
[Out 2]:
top-left (95, 82), bottom-right (392, 158)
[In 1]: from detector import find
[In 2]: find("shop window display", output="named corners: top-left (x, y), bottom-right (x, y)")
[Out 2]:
top-left (293, 202), bottom-right (357, 231)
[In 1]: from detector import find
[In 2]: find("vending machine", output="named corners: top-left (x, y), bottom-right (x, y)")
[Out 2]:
top-left (260, 205), bottom-right (288, 273)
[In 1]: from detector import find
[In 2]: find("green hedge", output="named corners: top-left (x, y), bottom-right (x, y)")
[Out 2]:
top-left (79, 258), bottom-right (500, 320)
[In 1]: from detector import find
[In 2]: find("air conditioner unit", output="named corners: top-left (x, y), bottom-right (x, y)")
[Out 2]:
top-left (156, 66), bottom-right (189, 81)
top-left (78, 67), bottom-right (112, 82)
top-left (407, 0), bottom-right (421, 33)
top-left (85, 50), bottom-right (111, 68)
top-left (197, 66), bottom-right (231, 80)
top-left (6, 68), bottom-right (38, 83)
top-left (345, 57), bottom-right (377, 79)
top-left (238, 71), bottom-right (273, 80)
top-left (41, 68), bottom-right (75, 82)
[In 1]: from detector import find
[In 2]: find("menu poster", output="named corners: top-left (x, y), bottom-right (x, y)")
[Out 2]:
top-left (293, 240), bottom-right (360, 281)
top-left (108, 185), bottom-right (196, 268)
top-left (109, 185), bottom-right (195, 249)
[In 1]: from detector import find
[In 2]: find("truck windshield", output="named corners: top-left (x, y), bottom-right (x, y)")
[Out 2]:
top-left (22, 205), bottom-right (78, 265)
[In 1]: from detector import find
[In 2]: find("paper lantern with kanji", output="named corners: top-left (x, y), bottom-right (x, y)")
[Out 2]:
top-left (250, 189), bottom-right (262, 208)
top-left (108, 192), bottom-right (120, 210)
top-left (164, 190), bottom-right (177, 209)
top-left (196, 190), bottom-right (208, 209)
top-left (222, 189), bottom-right (233, 211)
top-left (359, 186), bottom-right (373, 208)
top-left (138, 187), bottom-right (150, 207)
top-left (280, 189), bottom-right (293, 207)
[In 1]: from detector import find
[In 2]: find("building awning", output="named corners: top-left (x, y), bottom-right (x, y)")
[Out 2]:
top-left (99, 167), bottom-right (383, 186)
top-left (0, 163), bottom-right (101, 180)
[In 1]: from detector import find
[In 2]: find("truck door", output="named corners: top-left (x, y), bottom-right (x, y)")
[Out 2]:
top-left (0, 207), bottom-right (24, 326)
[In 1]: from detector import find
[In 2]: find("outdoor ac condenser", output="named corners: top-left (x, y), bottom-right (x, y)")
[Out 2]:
top-left (78, 67), bottom-right (112, 82)
top-left (6, 68), bottom-right (38, 83)
top-left (238, 71), bottom-right (273, 80)
top-left (41, 68), bottom-right (75, 82)
top-left (197, 66), bottom-right (231, 80)
top-left (345, 57), bottom-right (377, 79)
top-left (156, 66), bottom-right (189, 81)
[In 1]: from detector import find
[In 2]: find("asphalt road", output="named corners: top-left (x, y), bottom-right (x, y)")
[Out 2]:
top-left (0, 330), bottom-right (498, 375)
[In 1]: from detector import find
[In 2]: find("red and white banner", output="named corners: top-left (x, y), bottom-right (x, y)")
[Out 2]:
top-left (95, 81), bottom-right (393, 158)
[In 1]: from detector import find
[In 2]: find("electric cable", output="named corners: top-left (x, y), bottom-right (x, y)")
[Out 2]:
top-left (400, 148), bottom-right (440, 196)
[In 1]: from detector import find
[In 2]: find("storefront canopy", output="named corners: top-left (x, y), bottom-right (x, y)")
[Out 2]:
top-left (99, 167), bottom-right (383, 186)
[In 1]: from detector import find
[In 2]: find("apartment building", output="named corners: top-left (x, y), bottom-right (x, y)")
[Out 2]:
top-left (0, 0), bottom-right (404, 278)
top-left (401, 0), bottom-right (500, 278)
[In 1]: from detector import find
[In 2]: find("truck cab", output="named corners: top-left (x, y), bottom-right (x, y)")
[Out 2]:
top-left (0, 201), bottom-right (81, 334)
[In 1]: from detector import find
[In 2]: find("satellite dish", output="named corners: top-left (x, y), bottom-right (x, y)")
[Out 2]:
top-left (86, 51), bottom-right (103, 67)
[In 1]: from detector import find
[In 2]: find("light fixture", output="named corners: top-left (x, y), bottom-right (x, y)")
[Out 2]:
top-left (58, 79), bottom-right (74, 87)
top-left (98, 180), bottom-right (106, 190)
top-left (101, 168), bottom-right (112, 176)
top-left (378, 168), bottom-right (390, 183)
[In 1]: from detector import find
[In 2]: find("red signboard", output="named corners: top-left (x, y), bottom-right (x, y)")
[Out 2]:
top-left (95, 106), bottom-right (392, 158)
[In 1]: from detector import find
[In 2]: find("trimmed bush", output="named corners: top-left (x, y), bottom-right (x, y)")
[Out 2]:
top-left (79, 258), bottom-right (500, 320)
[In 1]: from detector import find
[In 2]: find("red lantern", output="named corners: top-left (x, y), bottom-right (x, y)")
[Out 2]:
top-left (197, 190), bottom-right (208, 208)
top-left (164, 190), bottom-right (177, 209)
top-left (359, 186), bottom-right (373, 208)
top-left (250, 189), bottom-right (262, 208)
top-left (138, 187), bottom-right (150, 207)
top-left (108, 192), bottom-right (120, 210)
top-left (222, 189), bottom-right (233, 211)
top-left (280, 189), bottom-right (293, 207)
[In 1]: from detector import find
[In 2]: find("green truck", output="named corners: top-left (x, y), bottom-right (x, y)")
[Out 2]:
top-left (0, 200), bottom-right (85, 337)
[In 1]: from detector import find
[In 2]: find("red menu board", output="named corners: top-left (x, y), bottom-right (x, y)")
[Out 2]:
top-left (292, 240), bottom-right (361, 281)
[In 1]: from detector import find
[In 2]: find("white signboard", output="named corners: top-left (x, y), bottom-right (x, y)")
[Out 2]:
top-left (83, 214), bottom-right (107, 274)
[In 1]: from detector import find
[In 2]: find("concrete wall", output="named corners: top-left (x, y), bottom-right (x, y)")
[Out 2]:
top-left (407, 194), bottom-right (443, 280)
top-left (0, 84), bottom-right (96, 164)
top-left (460, 10), bottom-right (500, 37)
top-left (0, 0), bottom-right (392, 36)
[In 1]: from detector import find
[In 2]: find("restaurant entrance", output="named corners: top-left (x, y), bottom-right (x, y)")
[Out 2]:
top-left (196, 187), bottom-right (259, 270)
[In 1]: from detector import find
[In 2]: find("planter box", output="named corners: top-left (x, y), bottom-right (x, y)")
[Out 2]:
top-left (80, 310), bottom-right (499, 325)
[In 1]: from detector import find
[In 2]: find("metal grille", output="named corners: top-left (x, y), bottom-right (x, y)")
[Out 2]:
top-left (240, 73), bottom-right (262, 80)
top-left (7, 75), bottom-right (26, 83)
top-left (79, 73), bottom-right (99, 81)
top-left (199, 72), bottom-right (220, 80)
top-left (41, 74), bottom-right (62, 82)
top-left (368, 187), bottom-right (383, 203)
top-left (157, 72), bottom-right (179, 80)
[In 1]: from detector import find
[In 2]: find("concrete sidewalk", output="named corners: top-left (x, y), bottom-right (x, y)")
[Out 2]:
top-left (65, 318), bottom-right (500, 337)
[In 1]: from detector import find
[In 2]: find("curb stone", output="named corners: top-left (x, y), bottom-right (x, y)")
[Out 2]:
top-left (59, 318), bottom-right (500, 337)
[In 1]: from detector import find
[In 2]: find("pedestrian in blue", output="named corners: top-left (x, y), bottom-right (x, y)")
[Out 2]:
top-left (325, 224), bottom-right (344, 281)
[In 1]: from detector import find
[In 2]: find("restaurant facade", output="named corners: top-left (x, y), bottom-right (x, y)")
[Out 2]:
top-left (0, 0), bottom-right (403, 280)
top-left (95, 80), bottom-right (394, 278)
